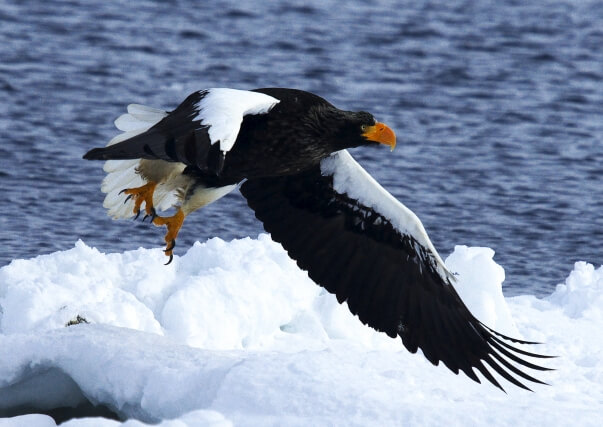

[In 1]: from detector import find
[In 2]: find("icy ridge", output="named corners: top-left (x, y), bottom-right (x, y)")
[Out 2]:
top-left (0, 237), bottom-right (601, 426)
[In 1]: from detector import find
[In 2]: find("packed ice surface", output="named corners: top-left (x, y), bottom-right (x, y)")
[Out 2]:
top-left (0, 236), bottom-right (601, 426)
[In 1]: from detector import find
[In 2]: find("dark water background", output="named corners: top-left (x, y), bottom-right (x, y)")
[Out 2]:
top-left (1, 0), bottom-right (602, 297)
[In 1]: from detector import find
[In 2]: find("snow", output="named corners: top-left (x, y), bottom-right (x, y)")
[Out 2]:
top-left (445, 245), bottom-right (518, 336)
top-left (0, 236), bottom-right (602, 426)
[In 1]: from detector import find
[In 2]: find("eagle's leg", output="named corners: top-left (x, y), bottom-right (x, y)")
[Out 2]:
top-left (152, 209), bottom-right (185, 265)
top-left (120, 181), bottom-right (157, 220)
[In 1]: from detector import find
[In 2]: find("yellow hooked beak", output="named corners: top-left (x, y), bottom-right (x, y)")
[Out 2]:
top-left (362, 122), bottom-right (396, 151)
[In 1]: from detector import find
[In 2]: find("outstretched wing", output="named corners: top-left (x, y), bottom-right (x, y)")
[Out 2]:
top-left (240, 150), bottom-right (552, 391)
top-left (84, 88), bottom-right (279, 175)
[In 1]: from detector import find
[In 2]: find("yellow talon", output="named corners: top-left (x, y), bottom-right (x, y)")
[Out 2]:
top-left (121, 181), bottom-right (157, 218)
top-left (153, 209), bottom-right (185, 264)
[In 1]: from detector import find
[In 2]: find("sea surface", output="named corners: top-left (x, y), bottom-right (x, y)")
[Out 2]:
top-left (1, 0), bottom-right (601, 297)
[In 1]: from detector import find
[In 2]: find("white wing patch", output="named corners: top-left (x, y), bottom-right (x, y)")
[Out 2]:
top-left (100, 89), bottom-right (278, 219)
top-left (320, 150), bottom-right (454, 281)
top-left (194, 88), bottom-right (280, 153)
top-left (101, 104), bottom-right (173, 219)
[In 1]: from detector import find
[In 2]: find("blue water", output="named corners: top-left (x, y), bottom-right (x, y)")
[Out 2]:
top-left (1, 0), bottom-right (602, 297)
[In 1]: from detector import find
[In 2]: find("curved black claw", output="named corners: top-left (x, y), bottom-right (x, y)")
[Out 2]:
top-left (142, 208), bottom-right (157, 223)
top-left (164, 239), bottom-right (176, 253)
top-left (124, 194), bottom-right (132, 204)
top-left (164, 240), bottom-right (176, 265)
top-left (134, 210), bottom-right (141, 220)
top-left (119, 189), bottom-right (126, 195)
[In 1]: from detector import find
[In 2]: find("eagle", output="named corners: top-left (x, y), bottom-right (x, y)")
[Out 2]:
top-left (84, 87), bottom-right (552, 391)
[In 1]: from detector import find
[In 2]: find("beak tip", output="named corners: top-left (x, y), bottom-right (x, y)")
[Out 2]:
top-left (363, 122), bottom-right (397, 150)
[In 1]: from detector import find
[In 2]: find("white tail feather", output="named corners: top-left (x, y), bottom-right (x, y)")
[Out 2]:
top-left (103, 159), bottom-right (138, 174)
top-left (101, 164), bottom-right (144, 194)
top-left (154, 184), bottom-right (179, 211)
top-left (107, 130), bottom-right (144, 147)
top-left (114, 114), bottom-right (149, 132)
top-left (127, 104), bottom-right (167, 120)
top-left (101, 105), bottom-right (168, 219)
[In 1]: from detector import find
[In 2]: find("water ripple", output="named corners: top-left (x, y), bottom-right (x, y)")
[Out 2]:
top-left (1, 0), bottom-right (602, 297)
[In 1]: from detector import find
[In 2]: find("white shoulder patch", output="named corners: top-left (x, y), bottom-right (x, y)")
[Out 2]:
top-left (194, 88), bottom-right (280, 153)
top-left (320, 150), bottom-right (453, 280)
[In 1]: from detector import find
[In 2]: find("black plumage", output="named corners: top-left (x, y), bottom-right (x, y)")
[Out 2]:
top-left (84, 87), bottom-right (552, 391)
top-left (240, 157), bottom-right (553, 391)
top-left (84, 88), bottom-right (381, 183)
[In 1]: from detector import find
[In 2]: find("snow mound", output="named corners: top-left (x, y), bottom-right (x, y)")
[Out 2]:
top-left (548, 261), bottom-right (603, 320)
top-left (445, 245), bottom-right (518, 336)
top-left (1, 236), bottom-right (602, 426)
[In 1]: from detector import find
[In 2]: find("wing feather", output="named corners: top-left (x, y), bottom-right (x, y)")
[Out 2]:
top-left (84, 88), bottom-right (279, 175)
top-left (240, 150), bottom-right (552, 391)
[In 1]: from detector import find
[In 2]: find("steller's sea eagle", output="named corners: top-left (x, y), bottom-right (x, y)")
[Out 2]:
top-left (84, 87), bottom-right (552, 391)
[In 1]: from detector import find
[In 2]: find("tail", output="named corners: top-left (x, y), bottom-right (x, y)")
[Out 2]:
top-left (87, 104), bottom-right (176, 219)
top-left (83, 104), bottom-right (168, 160)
